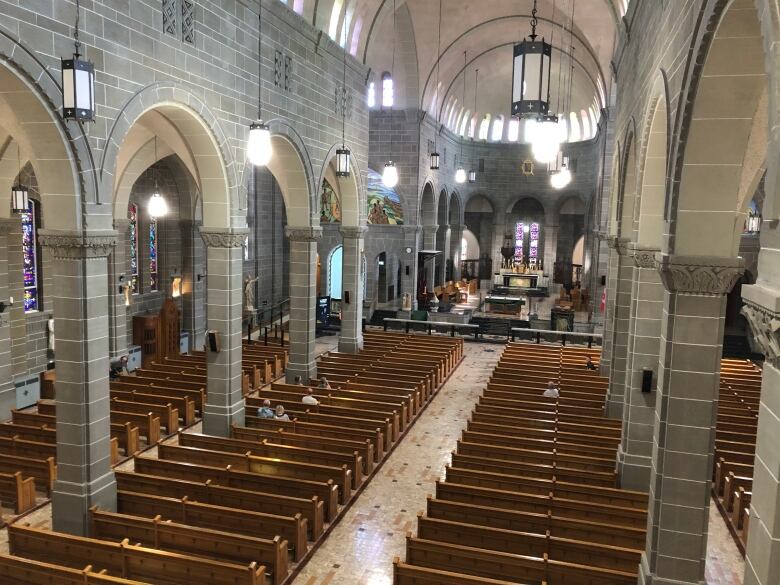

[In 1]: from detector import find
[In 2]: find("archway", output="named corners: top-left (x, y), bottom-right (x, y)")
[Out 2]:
top-left (507, 197), bottom-right (545, 269)
top-left (555, 196), bottom-right (586, 285)
top-left (449, 192), bottom-right (463, 280)
top-left (464, 194), bottom-right (494, 280)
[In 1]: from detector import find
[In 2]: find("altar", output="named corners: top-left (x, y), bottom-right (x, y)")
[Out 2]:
top-left (495, 273), bottom-right (539, 289)
top-left (484, 295), bottom-right (526, 315)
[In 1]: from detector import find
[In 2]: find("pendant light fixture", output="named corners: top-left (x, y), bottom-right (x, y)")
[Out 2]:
top-left (61, 0), bottom-right (95, 122)
top-left (511, 0), bottom-right (552, 120)
top-left (382, 0), bottom-right (401, 188)
top-left (468, 67), bottom-right (478, 184)
top-left (247, 5), bottom-right (272, 167)
top-left (550, 0), bottom-right (576, 189)
top-left (11, 143), bottom-right (29, 214)
top-left (430, 0), bottom-right (443, 170)
top-left (454, 51), bottom-right (467, 185)
top-left (148, 137), bottom-right (169, 219)
top-left (336, 0), bottom-right (351, 178)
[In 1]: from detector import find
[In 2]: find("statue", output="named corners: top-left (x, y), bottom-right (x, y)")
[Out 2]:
top-left (500, 235), bottom-right (515, 270)
top-left (243, 275), bottom-right (259, 312)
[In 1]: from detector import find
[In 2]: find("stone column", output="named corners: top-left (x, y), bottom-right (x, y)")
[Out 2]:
top-left (450, 224), bottom-right (464, 282)
top-left (182, 220), bottom-right (205, 349)
top-left (543, 224), bottom-right (559, 277)
top-left (591, 231), bottom-right (611, 326)
top-left (618, 245), bottom-right (662, 490)
top-left (285, 226), bottom-right (321, 383)
top-left (604, 237), bottom-right (631, 418)
top-left (422, 225), bottom-right (438, 292)
top-left (199, 228), bottom-right (248, 437)
top-left (440, 226), bottom-right (451, 285)
top-left (639, 254), bottom-right (743, 585)
top-left (39, 230), bottom-right (119, 535)
top-left (742, 220), bottom-right (780, 585)
top-left (107, 220), bottom-right (129, 359)
top-left (0, 220), bottom-right (15, 418)
top-left (402, 226), bottom-right (421, 310)
top-left (339, 226), bottom-right (367, 353)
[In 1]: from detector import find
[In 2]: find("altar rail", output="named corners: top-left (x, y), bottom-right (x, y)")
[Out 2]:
top-left (383, 318), bottom-right (480, 339)
top-left (511, 327), bottom-right (603, 348)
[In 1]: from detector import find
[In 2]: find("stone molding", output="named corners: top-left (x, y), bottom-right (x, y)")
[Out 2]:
top-left (285, 226), bottom-right (323, 242)
top-left (606, 237), bottom-right (630, 256)
top-left (422, 224), bottom-right (439, 236)
top-left (199, 227), bottom-right (250, 248)
top-left (741, 300), bottom-right (780, 367)
top-left (655, 253), bottom-right (744, 296)
top-left (38, 230), bottom-right (118, 260)
top-left (628, 245), bottom-right (660, 269)
top-left (339, 226), bottom-right (368, 239)
top-left (402, 225), bottom-right (423, 237)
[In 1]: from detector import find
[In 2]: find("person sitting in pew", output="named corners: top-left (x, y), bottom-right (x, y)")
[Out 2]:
top-left (302, 388), bottom-right (320, 406)
top-left (109, 356), bottom-right (128, 380)
top-left (294, 376), bottom-right (304, 385)
top-left (274, 405), bottom-right (290, 421)
top-left (318, 377), bottom-right (331, 390)
top-left (542, 381), bottom-right (560, 399)
top-left (257, 399), bottom-right (275, 419)
top-left (586, 355), bottom-right (597, 371)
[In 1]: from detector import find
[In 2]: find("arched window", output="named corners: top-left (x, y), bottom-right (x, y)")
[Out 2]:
top-left (293, 0), bottom-right (304, 13)
top-left (507, 119), bottom-right (520, 142)
top-left (468, 116), bottom-right (477, 138)
top-left (529, 222), bottom-right (540, 265)
top-left (328, 245), bottom-right (343, 299)
top-left (459, 110), bottom-right (470, 136)
top-left (21, 200), bottom-right (42, 312)
top-left (129, 203), bottom-right (139, 294)
top-left (461, 237), bottom-right (468, 260)
top-left (491, 116), bottom-right (505, 141)
top-left (581, 110), bottom-right (591, 140)
top-left (149, 218), bottom-right (159, 292)
top-left (478, 114), bottom-right (491, 140)
top-left (328, 0), bottom-right (343, 40)
top-left (367, 81), bottom-right (376, 108)
top-left (350, 16), bottom-right (362, 55)
top-left (381, 72), bottom-right (394, 107)
top-left (569, 112), bottom-right (581, 141)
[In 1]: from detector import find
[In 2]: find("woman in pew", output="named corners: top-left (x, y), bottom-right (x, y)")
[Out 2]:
top-left (302, 388), bottom-right (320, 406)
top-left (257, 399), bottom-right (275, 418)
top-left (586, 355), bottom-right (597, 371)
top-left (543, 381), bottom-right (560, 399)
top-left (274, 405), bottom-right (291, 421)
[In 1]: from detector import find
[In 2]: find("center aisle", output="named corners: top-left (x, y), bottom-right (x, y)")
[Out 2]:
top-left (292, 342), bottom-right (502, 585)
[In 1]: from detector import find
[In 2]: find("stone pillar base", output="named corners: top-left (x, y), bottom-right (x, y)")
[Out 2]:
top-left (638, 554), bottom-right (707, 585)
top-left (287, 361), bottom-right (317, 384)
top-left (605, 397), bottom-right (623, 419)
top-left (338, 336), bottom-right (363, 354)
top-left (202, 401), bottom-right (245, 437)
top-left (617, 446), bottom-right (651, 491)
top-left (52, 473), bottom-right (117, 536)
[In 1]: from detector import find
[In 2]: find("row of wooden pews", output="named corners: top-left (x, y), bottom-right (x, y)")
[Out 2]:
top-left (0, 332), bottom-right (460, 585)
top-left (394, 342), bottom-right (648, 585)
top-left (713, 357), bottom-right (763, 553)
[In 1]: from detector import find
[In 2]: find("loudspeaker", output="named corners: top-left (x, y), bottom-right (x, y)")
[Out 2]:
top-left (641, 368), bottom-right (653, 393)
top-left (344, 291), bottom-right (350, 304)
top-left (206, 330), bottom-right (220, 353)
top-left (405, 265), bottom-right (410, 276)
top-left (600, 275), bottom-right (607, 286)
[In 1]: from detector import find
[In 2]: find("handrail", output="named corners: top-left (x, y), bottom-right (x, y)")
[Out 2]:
top-left (511, 327), bottom-right (603, 348)
top-left (246, 298), bottom-right (290, 347)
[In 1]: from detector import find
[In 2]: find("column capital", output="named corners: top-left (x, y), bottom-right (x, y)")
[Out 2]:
top-left (285, 226), bottom-right (323, 242)
top-left (741, 294), bottom-right (780, 368)
top-left (628, 244), bottom-right (660, 269)
top-left (423, 224), bottom-right (439, 236)
top-left (340, 226), bottom-right (368, 239)
top-left (199, 227), bottom-right (249, 248)
top-left (606, 236), bottom-right (630, 255)
top-left (655, 253), bottom-right (744, 296)
top-left (402, 225), bottom-right (423, 236)
top-left (39, 229), bottom-right (118, 260)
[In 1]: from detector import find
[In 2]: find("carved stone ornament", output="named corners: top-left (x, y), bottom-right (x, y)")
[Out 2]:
top-left (199, 227), bottom-right (250, 248)
top-left (629, 245), bottom-right (659, 269)
top-left (38, 230), bottom-right (118, 260)
top-left (655, 253), bottom-right (744, 296)
top-left (340, 226), bottom-right (368, 239)
top-left (741, 300), bottom-right (780, 367)
top-left (284, 226), bottom-right (323, 242)
top-left (606, 237), bottom-right (630, 256)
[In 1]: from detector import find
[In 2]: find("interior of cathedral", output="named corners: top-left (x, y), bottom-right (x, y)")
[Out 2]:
top-left (0, 0), bottom-right (776, 583)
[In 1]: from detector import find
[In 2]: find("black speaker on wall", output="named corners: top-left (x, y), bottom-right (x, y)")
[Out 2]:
top-left (641, 368), bottom-right (653, 393)
top-left (344, 291), bottom-right (350, 304)
top-left (405, 266), bottom-right (410, 276)
top-left (600, 275), bottom-right (607, 286)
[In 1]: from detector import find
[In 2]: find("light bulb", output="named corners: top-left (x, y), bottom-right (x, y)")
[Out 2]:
top-left (247, 121), bottom-right (272, 166)
top-left (532, 139), bottom-right (560, 164)
top-left (455, 167), bottom-right (467, 184)
top-left (550, 167), bottom-right (572, 190)
top-left (382, 161), bottom-right (399, 188)
top-left (148, 192), bottom-right (169, 218)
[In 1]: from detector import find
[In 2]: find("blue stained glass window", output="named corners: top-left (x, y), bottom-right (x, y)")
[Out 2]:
top-left (529, 222), bottom-right (540, 264)
top-left (22, 200), bottom-right (40, 313)
top-left (514, 222), bottom-right (524, 263)
top-left (149, 218), bottom-right (159, 292)
top-left (129, 203), bottom-right (139, 293)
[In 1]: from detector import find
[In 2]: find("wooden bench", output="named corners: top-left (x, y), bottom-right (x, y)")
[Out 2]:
top-left (0, 553), bottom-right (150, 584)
top-left (0, 471), bottom-right (37, 514)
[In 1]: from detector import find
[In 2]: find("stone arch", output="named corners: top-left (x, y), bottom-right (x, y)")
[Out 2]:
top-left (436, 188), bottom-right (449, 225)
top-left (449, 191), bottom-right (463, 226)
top-left (667, 0), bottom-right (768, 256)
top-left (616, 123), bottom-right (638, 242)
top-left (0, 52), bottom-right (85, 231)
top-left (634, 74), bottom-right (670, 249)
top-left (102, 83), bottom-right (238, 230)
top-left (318, 142), bottom-right (366, 227)
top-left (506, 195), bottom-right (547, 217)
top-left (464, 193), bottom-right (495, 213)
top-left (607, 148), bottom-right (621, 237)
top-left (420, 181), bottom-right (436, 225)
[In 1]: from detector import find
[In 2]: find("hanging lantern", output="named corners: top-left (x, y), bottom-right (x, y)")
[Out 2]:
top-left (468, 169), bottom-right (477, 184)
top-left (11, 184), bottom-right (29, 214)
top-left (382, 161), bottom-right (399, 188)
top-left (430, 151), bottom-right (440, 170)
top-left (548, 151), bottom-right (567, 173)
top-left (336, 148), bottom-right (351, 177)
top-left (511, 1), bottom-right (552, 120)
top-left (61, 1), bottom-right (95, 122)
top-left (455, 167), bottom-right (467, 184)
top-left (148, 191), bottom-right (169, 219)
top-left (247, 121), bottom-right (272, 167)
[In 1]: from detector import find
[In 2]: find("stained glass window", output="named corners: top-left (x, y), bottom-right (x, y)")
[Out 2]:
top-left (514, 222), bottom-right (524, 263)
top-left (529, 223), bottom-right (540, 265)
top-left (149, 218), bottom-right (159, 292)
top-left (21, 200), bottom-right (40, 313)
top-left (129, 203), bottom-right (139, 294)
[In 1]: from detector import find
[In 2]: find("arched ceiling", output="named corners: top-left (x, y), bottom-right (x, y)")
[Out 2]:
top-left (293, 0), bottom-right (620, 139)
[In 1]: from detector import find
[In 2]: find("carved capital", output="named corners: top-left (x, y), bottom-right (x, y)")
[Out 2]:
top-left (285, 226), bottom-right (323, 242)
top-left (655, 254), bottom-right (744, 296)
top-left (606, 237), bottom-right (630, 256)
top-left (628, 245), bottom-right (659, 269)
top-left (339, 226), bottom-right (368, 239)
top-left (402, 225), bottom-right (423, 237)
top-left (423, 225), bottom-right (439, 237)
top-left (741, 300), bottom-right (780, 368)
top-left (38, 230), bottom-right (118, 260)
top-left (199, 227), bottom-right (249, 248)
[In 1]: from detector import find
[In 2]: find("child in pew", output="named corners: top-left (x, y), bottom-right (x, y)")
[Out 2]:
top-left (257, 399), bottom-right (275, 418)
top-left (274, 405), bottom-right (290, 421)
top-left (586, 355), bottom-right (597, 371)
top-left (302, 388), bottom-right (320, 406)
top-left (543, 380), bottom-right (560, 399)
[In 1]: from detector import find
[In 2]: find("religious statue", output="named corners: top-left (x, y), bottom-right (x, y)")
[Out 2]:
top-left (243, 275), bottom-right (259, 312)
top-left (500, 235), bottom-right (515, 270)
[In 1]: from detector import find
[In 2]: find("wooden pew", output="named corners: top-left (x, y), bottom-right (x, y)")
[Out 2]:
top-left (0, 453), bottom-right (56, 494)
top-left (0, 471), bottom-right (37, 514)
top-left (0, 554), bottom-right (151, 584)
